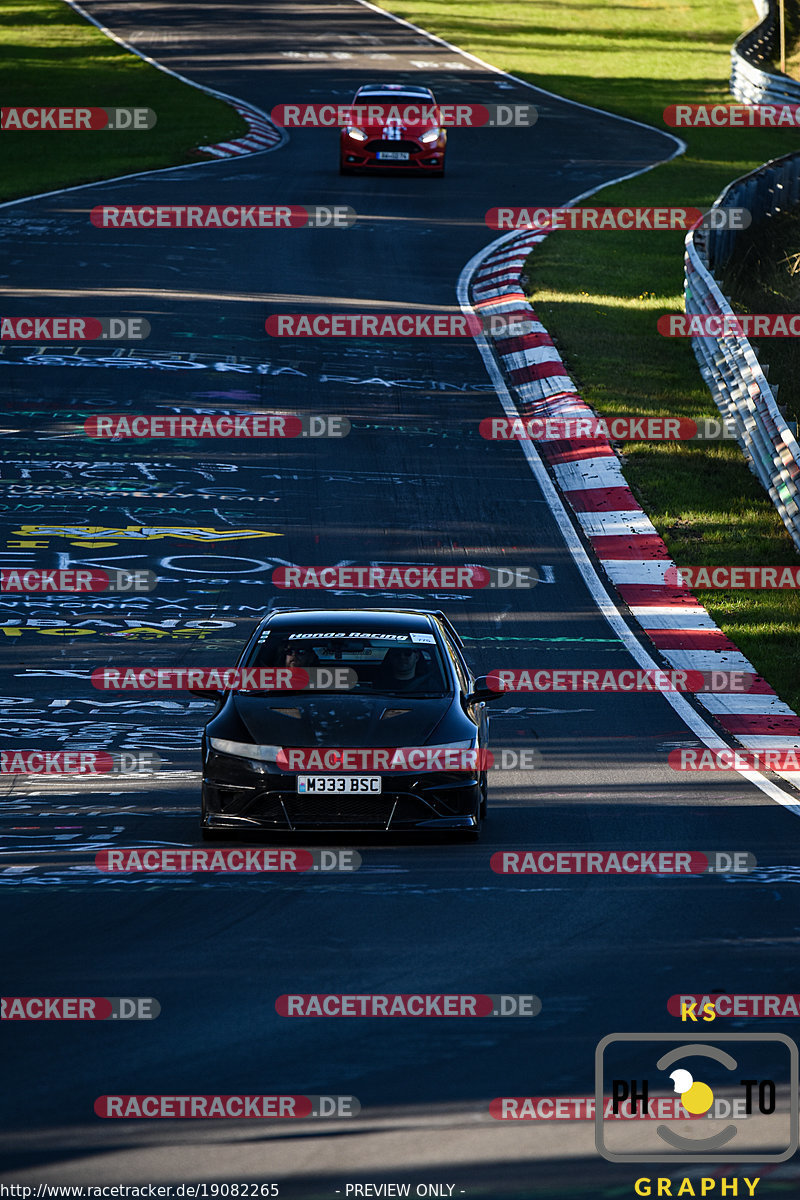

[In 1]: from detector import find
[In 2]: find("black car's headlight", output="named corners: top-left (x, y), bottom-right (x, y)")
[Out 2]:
top-left (417, 740), bottom-right (480, 770)
top-left (209, 738), bottom-right (282, 764)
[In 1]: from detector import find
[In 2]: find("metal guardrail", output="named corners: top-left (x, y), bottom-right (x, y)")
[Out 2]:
top-left (685, 154), bottom-right (800, 551)
top-left (731, 0), bottom-right (800, 103)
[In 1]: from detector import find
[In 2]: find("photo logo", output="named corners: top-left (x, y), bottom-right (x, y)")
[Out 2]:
top-left (595, 1033), bottom-right (798, 1163)
top-left (667, 1067), bottom-right (713, 1114)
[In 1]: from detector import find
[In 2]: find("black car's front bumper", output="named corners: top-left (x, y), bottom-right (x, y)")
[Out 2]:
top-left (201, 749), bottom-right (481, 832)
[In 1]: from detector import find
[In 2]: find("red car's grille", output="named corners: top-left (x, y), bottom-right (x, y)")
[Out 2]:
top-left (365, 139), bottom-right (422, 154)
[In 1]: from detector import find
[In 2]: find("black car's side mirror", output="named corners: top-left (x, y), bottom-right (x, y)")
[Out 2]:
top-left (465, 676), bottom-right (502, 705)
top-left (188, 687), bottom-right (223, 700)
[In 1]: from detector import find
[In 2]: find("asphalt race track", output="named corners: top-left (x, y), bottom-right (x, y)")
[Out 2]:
top-left (2, 2), bottom-right (800, 1196)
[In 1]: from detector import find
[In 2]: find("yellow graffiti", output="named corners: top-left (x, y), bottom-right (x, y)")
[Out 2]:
top-left (9, 525), bottom-right (282, 548)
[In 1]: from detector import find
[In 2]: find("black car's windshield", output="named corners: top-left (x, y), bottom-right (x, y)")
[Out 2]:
top-left (246, 630), bottom-right (449, 697)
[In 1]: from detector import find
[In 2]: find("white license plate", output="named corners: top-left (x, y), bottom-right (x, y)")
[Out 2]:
top-left (297, 776), bottom-right (382, 794)
top-left (377, 151), bottom-right (409, 161)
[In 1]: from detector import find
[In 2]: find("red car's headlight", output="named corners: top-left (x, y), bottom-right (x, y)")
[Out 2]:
top-left (344, 126), bottom-right (368, 142)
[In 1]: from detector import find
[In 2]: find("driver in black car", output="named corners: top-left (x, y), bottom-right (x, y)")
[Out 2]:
top-left (376, 646), bottom-right (431, 692)
top-left (281, 644), bottom-right (319, 669)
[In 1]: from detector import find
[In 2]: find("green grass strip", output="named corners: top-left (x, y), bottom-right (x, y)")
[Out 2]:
top-left (378, 0), bottom-right (800, 712)
top-left (0, 0), bottom-right (248, 202)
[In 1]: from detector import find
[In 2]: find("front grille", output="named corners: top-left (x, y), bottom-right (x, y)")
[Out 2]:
top-left (288, 794), bottom-right (396, 824)
top-left (250, 790), bottom-right (431, 828)
top-left (365, 139), bottom-right (420, 154)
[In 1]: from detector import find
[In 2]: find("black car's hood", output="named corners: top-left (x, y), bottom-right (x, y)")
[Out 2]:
top-left (220, 693), bottom-right (456, 748)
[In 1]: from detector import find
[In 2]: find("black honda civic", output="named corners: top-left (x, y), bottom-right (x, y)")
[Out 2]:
top-left (197, 607), bottom-right (498, 838)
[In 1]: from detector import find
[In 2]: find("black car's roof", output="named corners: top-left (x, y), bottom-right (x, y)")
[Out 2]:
top-left (264, 608), bottom-right (437, 633)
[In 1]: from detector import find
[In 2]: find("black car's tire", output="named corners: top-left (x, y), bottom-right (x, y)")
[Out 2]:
top-left (479, 771), bottom-right (488, 819)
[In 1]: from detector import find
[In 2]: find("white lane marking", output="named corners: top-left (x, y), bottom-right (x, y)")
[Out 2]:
top-left (457, 274), bottom-right (800, 817)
